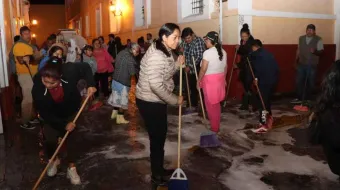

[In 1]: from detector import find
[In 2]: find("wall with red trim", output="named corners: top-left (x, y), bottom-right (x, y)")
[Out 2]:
top-left (223, 44), bottom-right (336, 100)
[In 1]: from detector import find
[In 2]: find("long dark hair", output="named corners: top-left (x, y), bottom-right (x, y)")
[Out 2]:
top-left (40, 57), bottom-right (63, 80)
top-left (316, 60), bottom-right (340, 115)
top-left (155, 23), bottom-right (180, 57)
top-left (208, 32), bottom-right (223, 61)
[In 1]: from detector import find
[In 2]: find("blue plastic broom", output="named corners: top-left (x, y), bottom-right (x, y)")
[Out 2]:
top-left (168, 64), bottom-right (189, 190)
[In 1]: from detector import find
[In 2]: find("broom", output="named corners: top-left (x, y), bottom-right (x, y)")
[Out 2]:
top-left (191, 56), bottom-right (221, 148)
top-left (32, 93), bottom-right (93, 190)
top-left (183, 66), bottom-right (197, 116)
top-left (223, 48), bottom-right (238, 107)
top-left (293, 55), bottom-right (312, 112)
top-left (168, 62), bottom-right (189, 190)
top-left (246, 58), bottom-right (274, 131)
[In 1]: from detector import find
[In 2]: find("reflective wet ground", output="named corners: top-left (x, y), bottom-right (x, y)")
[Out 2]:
top-left (1, 85), bottom-right (339, 190)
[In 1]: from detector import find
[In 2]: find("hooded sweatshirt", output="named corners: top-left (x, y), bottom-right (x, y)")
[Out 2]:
top-left (32, 63), bottom-right (95, 131)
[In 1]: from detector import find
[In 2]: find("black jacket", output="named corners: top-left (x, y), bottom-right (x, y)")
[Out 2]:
top-left (237, 35), bottom-right (254, 82)
top-left (32, 63), bottom-right (95, 131)
top-left (319, 106), bottom-right (340, 176)
top-left (250, 48), bottom-right (279, 86)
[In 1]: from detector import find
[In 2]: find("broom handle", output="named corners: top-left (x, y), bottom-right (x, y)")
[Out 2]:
top-left (185, 71), bottom-right (192, 109)
top-left (177, 64), bottom-right (183, 168)
top-left (192, 56), bottom-right (206, 120)
top-left (225, 49), bottom-right (238, 101)
top-left (246, 58), bottom-right (266, 111)
top-left (32, 93), bottom-right (92, 190)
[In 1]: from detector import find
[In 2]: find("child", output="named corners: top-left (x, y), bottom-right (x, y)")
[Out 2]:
top-left (249, 39), bottom-right (279, 133)
top-left (77, 45), bottom-right (97, 103)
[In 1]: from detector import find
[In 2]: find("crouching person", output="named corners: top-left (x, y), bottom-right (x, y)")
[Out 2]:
top-left (249, 40), bottom-right (279, 134)
top-left (32, 57), bottom-right (96, 185)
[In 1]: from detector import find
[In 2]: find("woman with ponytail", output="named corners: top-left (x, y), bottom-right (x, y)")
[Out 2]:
top-left (136, 23), bottom-right (185, 187)
top-left (237, 23), bottom-right (255, 111)
top-left (197, 31), bottom-right (227, 133)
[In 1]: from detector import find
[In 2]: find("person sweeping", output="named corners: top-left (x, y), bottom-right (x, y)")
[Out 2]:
top-left (196, 31), bottom-right (227, 133)
top-left (136, 23), bottom-right (185, 189)
top-left (32, 57), bottom-right (96, 185)
top-left (248, 40), bottom-right (279, 133)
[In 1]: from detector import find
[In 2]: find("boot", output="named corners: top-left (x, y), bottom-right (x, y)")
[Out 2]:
top-left (116, 114), bottom-right (129, 124)
top-left (239, 93), bottom-right (249, 110)
top-left (111, 110), bottom-right (118, 119)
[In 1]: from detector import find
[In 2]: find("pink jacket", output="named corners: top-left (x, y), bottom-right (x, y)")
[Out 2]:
top-left (201, 72), bottom-right (226, 104)
top-left (93, 48), bottom-right (114, 73)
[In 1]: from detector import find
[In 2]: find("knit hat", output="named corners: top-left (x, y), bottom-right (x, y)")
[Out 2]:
top-left (306, 24), bottom-right (316, 30)
top-left (203, 31), bottom-right (219, 43)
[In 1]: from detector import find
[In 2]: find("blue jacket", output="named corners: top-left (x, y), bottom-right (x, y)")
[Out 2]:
top-left (250, 48), bottom-right (279, 86)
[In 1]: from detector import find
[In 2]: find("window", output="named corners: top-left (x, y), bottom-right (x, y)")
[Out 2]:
top-left (85, 15), bottom-right (90, 37)
top-left (178, 0), bottom-right (211, 23)
top-left (134, 0), bottom-right (145, 28)
top-left (95, 3), bottom-right (103, 36)
top-left (192, 0), bottom-right (203, 15)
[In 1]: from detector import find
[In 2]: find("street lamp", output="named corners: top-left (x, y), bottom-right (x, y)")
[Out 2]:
top-left (32, 19), bottom-right (38, 25)
top-left (32, 33), bottom-right (36, 38)
top-left (110, 1), bottom-right (122, 16)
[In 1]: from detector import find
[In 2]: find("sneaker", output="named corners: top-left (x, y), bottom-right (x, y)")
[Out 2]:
top-left (291, 98), bottom-right (302, 104)
top-left (47, 158), bottom-right (60, 177)
top-left (251, 124), bottom-right (269, 133)
top-left (20, 122), bottom-right (36, 130)
top-left (29, 118), bottom-right (40, 124)
top-left (67, 167), bottom-right (81, 185)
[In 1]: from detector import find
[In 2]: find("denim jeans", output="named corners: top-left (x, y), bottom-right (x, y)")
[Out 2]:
top-left (296, 64), bottom-right (316, 100)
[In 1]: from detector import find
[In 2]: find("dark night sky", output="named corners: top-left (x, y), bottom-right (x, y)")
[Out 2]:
top-left (30, 0), bottom-right (65, 4)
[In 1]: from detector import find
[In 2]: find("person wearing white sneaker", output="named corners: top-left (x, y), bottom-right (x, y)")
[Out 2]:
top-left (32, 58), bottom-right (97, 185)
top-left (108, 43), bottom-right (140, 124)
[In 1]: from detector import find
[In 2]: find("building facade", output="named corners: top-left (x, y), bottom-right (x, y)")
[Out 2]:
top-left (0, 0), bottom-right (31, 133)
top-left (66, 0), bottom-right (340, 99)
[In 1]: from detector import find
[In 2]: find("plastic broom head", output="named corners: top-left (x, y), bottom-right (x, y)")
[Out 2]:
top-left (293, 105), bottom-right (309, 112)
top-left (169, 168), bottom-right (189, 190)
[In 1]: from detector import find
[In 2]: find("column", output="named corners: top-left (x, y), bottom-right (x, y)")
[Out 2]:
top-left (335, 0), bottom-right (340, 60)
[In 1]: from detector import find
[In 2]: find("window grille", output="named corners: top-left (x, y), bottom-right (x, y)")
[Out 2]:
top-left (192, 0), bottom-right (203, 15)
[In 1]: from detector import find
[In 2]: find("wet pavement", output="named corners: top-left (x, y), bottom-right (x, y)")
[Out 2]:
top-left (1, 85), bottom-right (340, 190)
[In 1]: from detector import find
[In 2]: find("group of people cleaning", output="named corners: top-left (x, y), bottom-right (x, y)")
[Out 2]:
top-left (14, 21), bottom-right (280, 188)
top-left (15, 21), bottom-right (340, 189)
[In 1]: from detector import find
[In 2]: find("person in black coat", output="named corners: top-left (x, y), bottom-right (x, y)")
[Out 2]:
top-left (32, 57), bottom-right (96, 185)
top-left (236, 23), bottom-right (255, 111)
top-left (315, 60), bottom-right (340, 176)
top-left (249, 39), bottom-right (279, 133)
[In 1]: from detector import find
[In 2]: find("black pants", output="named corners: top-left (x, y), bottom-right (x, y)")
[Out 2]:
top-left (239, 70), bottom-right (253, 109)
top-left (258, 84), bottom-right (274, 124)
top-left (136, 99), bottom-right (167, 176)
top-left (188, 73), bottom-right (199, 107)
top-left (43, 124), bottom-right (77, 163)
top-left (95, 72), bottom-right (109, 97)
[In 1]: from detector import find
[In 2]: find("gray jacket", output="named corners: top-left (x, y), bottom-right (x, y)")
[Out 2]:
top-left (81, 54), bottom-right (97, 75)
top-left (112, 49), bottom-right (136, 87)
top-left (136, 44), bottom-right (179, 105)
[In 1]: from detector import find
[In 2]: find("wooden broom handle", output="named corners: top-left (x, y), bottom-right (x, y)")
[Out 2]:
top-left (192, 56), bottom-right (206, 120)
top-left (177, 64), bottom-right (183, 168)
top-left (32, 93), bottom-right (93, 190)
top-left (225, 49), bottom-right (238, 101)
top-left (246, 57), bottom-right (266, 110)
top-left (185, 71), bottom-right (192, 109)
